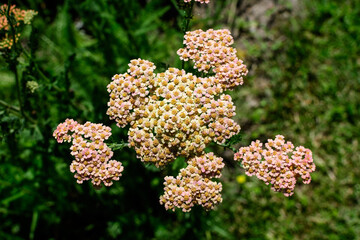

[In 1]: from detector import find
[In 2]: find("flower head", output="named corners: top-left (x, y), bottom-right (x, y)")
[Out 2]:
top-left (178, 29), bottom-right (248, 90)
top-left (160, 153), bottom-right (224, 212)
top-left (234, 135), bottom-right (316, 196)
top-left (53, 119), bottom-right (124, 188)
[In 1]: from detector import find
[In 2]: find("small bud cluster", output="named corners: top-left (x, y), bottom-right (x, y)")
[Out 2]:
top-left (107, 30), bottom-right (246, 168)
top-left (0, 4), bottom-right (37, 49)
top-left (26, 80), bottom-right (39, 93)
top-left (160, 153), bottom-right (224, 212)
top-left (177, 29), bottom-right (248, 90)
top-left (53, 119), bottom-right (124, 188)
top-left (234, 135), bottom-right (316, 196)
top-left (183, 0), bottom-right (210, 4)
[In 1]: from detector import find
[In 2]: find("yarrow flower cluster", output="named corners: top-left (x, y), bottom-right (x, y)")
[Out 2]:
top-left (234, 135), bottom-right (316, 196)
top-left (0, 4), bottom-right (37, 49)
top-left (160, 153), bottom-right (224, 212)
top-left (53, 119), bottom-right (124, 188)
top-left (106, 29), bottom-right (246, 211)
top-left (107, 30), bottom-right (246, 168)
top-left (177, 29), bottom-right (248, 89)
top-left (183, 0), bottom-right (210, 4)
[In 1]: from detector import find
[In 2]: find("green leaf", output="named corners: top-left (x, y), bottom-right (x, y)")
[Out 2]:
top-left (224, 132), bottom-right (242, 147)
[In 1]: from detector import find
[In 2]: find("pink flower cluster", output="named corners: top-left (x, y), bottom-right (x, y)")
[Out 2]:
top-left (177, 29), bottom-right (248, 90)
top-left (183, 0), bottom-right (210, 3)
top-left (234, 135), bottom-right (316, 196)
top-left (53, 119), bottom-right (124, 188)
top-left (107, 58), bottom-right (242, 168)
top-left (160, 153), bottom-right (224, 212)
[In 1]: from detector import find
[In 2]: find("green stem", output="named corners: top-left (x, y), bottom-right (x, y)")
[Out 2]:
top-left (29, 210), bottom-right (38, 240)
top-left (12, 62), bottom-right (23, 112)
top-left (4, 3), bottom-right (36, 125)
top-left (183, 1), bottom-right (195, 35)
top-left (5, 2), bottom-right (24, 117)
top-left (181, 1), bottom-right (195, 70)
top-left (6, 1), bottom-right (17, 53)
top-left (0, 99), bottom-right (36, 124)
top-left (0, 99), bottom-right (20, 112)
top-left (108, 142), bottom-right (129, 151)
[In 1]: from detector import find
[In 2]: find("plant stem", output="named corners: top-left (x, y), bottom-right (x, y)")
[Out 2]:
top-left (5, 1), bottom-right (28, 121)
top-left (0, 99), bottom-right (20, 112)
top-left (11, 61), bottom-right (23, 112)
top-left (29, 210), bottom-right (38, 240)
top-left (6, 2), bottom-right (17, 52)
top-left (0, 99), bottom-right (37, 124)
top-left (0, 100), bottom-right (23, 119)
top-left (108, 142), bottom-right (129, 151)
top-left (181, 1), bottom-right (195, 70)
top-left (182, 1), bottom-right (195, 35)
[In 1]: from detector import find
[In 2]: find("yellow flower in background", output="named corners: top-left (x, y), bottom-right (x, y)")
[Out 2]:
top-left (236, 175), bottom-right (246, 184)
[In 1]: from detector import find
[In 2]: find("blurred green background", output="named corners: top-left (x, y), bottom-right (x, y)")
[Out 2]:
top-left (1, 0), bottom-right (359, 239)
